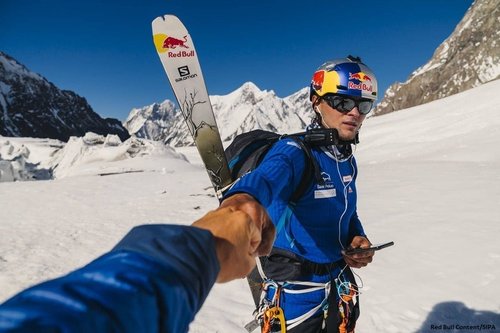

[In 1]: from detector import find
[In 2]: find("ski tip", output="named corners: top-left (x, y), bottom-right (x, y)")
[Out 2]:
top-left (152, 14), bottom-right (180, 24)
top-left (152, 14), bottom-right (186, 33)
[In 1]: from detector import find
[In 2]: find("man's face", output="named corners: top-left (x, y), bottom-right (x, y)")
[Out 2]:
top-left (313, 95), bottom-right (366, 141)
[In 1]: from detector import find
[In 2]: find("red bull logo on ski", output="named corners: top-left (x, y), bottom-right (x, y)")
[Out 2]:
top-left (163, 36), bottom-right (189, 49)
top-left (348, 72), bottom-right (373, 92)
top-left (153, 34), bottom-right (195, 58)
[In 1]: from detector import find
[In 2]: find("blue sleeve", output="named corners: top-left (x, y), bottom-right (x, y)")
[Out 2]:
top-left (224, 139), bottom-right (307, 207)
top-left (0, 224), bottom-right (219, 333)
top-left (349, 211), bottom-right (367, 240)
top-left (348, 158), bottom-right (367, 240)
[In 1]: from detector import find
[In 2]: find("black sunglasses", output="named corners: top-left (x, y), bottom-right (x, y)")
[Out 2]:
top-left (322, 95), bottom-right (374, 115)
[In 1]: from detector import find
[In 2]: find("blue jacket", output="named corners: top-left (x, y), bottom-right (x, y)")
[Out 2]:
top-left (225, 139), bottom-right (366, 264)
top-left (0, 225), bottom-right (219, 333)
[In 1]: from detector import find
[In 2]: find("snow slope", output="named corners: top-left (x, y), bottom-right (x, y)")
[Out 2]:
top-left (353, 79), bottom-right (500, 332)
top-left (1, 80), bottom-right (500, 332)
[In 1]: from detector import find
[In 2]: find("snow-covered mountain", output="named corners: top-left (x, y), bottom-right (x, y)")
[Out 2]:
top-left (0, 51), bottom-right (130, 141)
top-left (374, 0), bottom-right (500, 115)
top-left (124, 82), bottom-right (312, 146)
top-left (210, 82), bottom-right (310, 142)
top-left (123, 100), bottom-right (179, 141)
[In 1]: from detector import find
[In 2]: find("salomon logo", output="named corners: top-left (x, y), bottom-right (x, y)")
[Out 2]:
top-left (175, 66), bottom-right (198, 82)
top-left (178, 66), bottom-right (190, 76)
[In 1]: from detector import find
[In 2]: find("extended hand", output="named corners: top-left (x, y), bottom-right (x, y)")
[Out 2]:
top-left (192, 207), bottom-right (263, 283)
top-left (219, 193), bottom-right (275, 257)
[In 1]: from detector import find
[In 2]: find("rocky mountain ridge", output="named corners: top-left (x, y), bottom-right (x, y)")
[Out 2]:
top-left (0, 51), bottom-right (129, 141)
top-left (374, 0), bottom-right (500, 115)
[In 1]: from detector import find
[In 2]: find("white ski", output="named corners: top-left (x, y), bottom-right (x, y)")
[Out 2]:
top-left (152, 15), bottom-right (232, 198)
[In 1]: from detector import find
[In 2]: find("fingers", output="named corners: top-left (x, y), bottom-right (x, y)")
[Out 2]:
top-left (256, 221), bottom-right (275, 256)
top-left (343, 236), bottom-right (374, 268)
top-left (220, 193), bottom-right (276, 257)
top-left (193, 207), bottom-right (263, 283)
top-left (215, 210), bottom-right (258, 283)
top-left (246, 211), bottom-right (262, 255)
top-left (350, 235), bottom-right (371, 249)
top-left (343, 251), bottom-right (374, 268)
top-left (220, 194), bottom-right (263, 226)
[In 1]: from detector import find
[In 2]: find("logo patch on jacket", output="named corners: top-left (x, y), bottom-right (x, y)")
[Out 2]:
top-left (314, 188), bottom-right (336, 199)
top-left (315, 172), bottom-right (336, 199)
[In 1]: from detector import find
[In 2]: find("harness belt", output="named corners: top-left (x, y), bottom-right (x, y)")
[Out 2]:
top-left (301, 260), bottom-right (341, 276)
top-left (259, 247), bottom-right (344, 280)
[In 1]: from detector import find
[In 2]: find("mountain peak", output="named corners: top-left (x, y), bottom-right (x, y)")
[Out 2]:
top-left (240, 81), bottom-right (260, 92)
top-left (234, 81), bottom-right (265, 100)
top-left (0, 51), bottom-right (46, 84)
top-left (373, 0), bottom-right (500, 116)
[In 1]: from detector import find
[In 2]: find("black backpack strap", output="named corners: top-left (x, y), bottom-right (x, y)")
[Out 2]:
top-left (288, 137), bottom-right (323, 205)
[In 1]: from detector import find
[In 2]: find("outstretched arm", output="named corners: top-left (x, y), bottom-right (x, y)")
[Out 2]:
top-left (0, 207), bottom-right (266, 333)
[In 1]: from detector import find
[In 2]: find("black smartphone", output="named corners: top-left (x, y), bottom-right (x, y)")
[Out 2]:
top-left (342, 241), bottom-right (394, 255)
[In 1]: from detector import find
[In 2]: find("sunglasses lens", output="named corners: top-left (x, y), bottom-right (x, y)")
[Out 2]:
top-left (340, 98), bottom-right (356, 112)
top-left (325, 96), bottom-right (355, 113)
top-left (323, 95), bottom-right (373, 115)
top-left (358, 100), bottom-right (374, 115)
top-left (331, 98), bottom-right (343, 111)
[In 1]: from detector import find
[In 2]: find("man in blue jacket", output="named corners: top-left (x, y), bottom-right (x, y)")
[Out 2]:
top-left (0, 206), bottom-right (275, 333)
top-left (221, 56), bottom-right (377, 332)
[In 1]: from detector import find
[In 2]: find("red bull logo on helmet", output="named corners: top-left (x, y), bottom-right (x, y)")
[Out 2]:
top-left (312, 71), bottom-right (325, 91)
top-left (348, 71), bottom-right (373, 93)
top-left (153, 34), bottom-right (195, 58)
top-left (311, 70), bottom-right (341, 96)
top-left (349, 72), bottom-right (372, 82)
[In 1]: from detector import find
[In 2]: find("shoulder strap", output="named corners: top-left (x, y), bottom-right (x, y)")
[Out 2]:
top-left (288, 137), bottom-right (323, 206)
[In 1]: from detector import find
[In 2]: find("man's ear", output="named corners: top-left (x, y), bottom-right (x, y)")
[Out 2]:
top-left (311, 95), bottom-right (319, 106)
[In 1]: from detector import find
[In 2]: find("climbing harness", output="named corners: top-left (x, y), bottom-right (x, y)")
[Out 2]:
top-left (245, 279), bottom-right (332, 333)
top-left (245, 259), bottom-right (362, 333)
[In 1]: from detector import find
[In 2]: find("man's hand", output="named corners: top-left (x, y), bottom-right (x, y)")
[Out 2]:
top-left (343, 236), bottom-right (374, 268)
top-left (193, 193), bottom-right (275, 283)
top-left (219, 193), bottom-right (275, 257)
top-left (192, 207), bottom-right (262, 283)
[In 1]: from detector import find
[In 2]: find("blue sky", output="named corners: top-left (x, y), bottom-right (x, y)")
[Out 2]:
top-left (1, 0), bottom-right (473, 121)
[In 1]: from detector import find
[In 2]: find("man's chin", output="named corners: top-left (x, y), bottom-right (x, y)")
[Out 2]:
top-left (338, 131), bottom-right (357, 141)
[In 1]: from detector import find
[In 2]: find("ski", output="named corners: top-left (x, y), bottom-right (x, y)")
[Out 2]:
top-left (152, 15), bottom-right (231, 199)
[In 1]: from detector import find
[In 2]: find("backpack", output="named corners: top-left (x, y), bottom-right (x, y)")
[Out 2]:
top-left (223, 129), bottom-right (323, 205)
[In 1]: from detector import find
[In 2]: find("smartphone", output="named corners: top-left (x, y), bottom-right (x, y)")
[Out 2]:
top-left (342, 241), bottom-right (394, 256)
